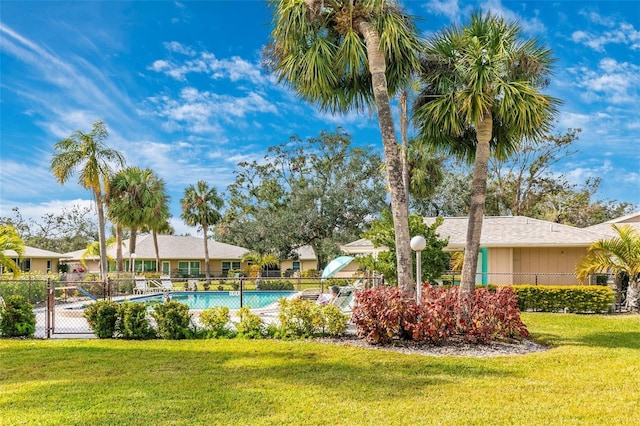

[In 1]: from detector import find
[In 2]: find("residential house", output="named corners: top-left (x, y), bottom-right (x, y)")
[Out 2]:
top-left (62, 234), bottom-right (320, 278)
top-left (341, 215), bottom-right (624, 285)
top-left (0, 246), bottom-right (65, 274)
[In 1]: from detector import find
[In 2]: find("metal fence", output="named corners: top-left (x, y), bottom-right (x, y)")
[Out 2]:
top-left (0, 272), bottom-right (620, 338)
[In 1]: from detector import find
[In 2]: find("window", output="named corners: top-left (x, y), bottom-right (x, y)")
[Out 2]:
top-left (292, 261), bottom-right (301, 272)
top-left (222, 261), bottom-right (241, 276)
top-left (162, 262), bottom-right (170, 275)
top-left (127, 260), bottom-right (157, 273)
top-left (47, 260), bottom-right (52, 273)
top-left (178, 261), bottom-right (200, 277)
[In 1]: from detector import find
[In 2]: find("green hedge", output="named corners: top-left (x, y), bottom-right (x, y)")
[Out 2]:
top-left (511, 285), bottom-right (615, 313)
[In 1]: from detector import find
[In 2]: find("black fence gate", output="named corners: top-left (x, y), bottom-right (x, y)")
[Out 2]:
top-left (45, 279), bottom-right (106, 337)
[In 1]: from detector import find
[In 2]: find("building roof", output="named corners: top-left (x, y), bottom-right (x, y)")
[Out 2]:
top-left (120, 234), bottom-right (250, 260)
top-left (585, 211), bottom-right (640, 237)
top-left (424, 216), bottom-right (609, 249)
top-left (2, 245), bottom-right (65, 258)
top-left (293, 245), bottom-right (317, 260)
top-left (341, 215), bottom-right (614, 254)
top-left (340, 238), bottom-right (388, 255)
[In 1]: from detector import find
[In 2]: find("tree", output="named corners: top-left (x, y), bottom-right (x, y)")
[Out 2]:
top-left (107, 167), bottom-right (170, 273)
top-left (50, 120), bottom-right (125, 278)
top-left (358, 210), bottom-right (449, 285)
top-left (241, 252), bottom-right (280, 279)
top-left (0, 205), bottom-right (99, 253)
top-left (0, 225), bottom-right (25, 278)
top-left (265, 0), bottom-right (423, 294)
top-left (413, 12), bottom-right (559, 297)
top-left (576, 225), bottom-right (640, 311)
top-left (181, 181), bottom-right (223, 281)
top-left (411, 164), bottom-right (472, 217)
top-left (218, 129), bottom-right (387, 269)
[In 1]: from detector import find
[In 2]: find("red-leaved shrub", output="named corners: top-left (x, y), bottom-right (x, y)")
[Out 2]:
top-left (351, 286), bottom-right (420, 344)
top-left (353, 284), bottom-right (529, 345)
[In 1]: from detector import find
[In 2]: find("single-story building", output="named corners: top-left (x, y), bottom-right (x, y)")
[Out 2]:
top-left (0, 245), bottom-right (65, 274)
top-left (62, 234), bottom-right (320, 278)
top-left (340, 215), bottom-right (631, 285)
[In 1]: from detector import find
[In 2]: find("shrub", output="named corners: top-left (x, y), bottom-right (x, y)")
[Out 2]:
top-left (151, 301), bottom-right (192, 340)
top-left (352, 287), bottom-right (420, 344)
top-left (512, 285), bottom-right (615, 313)
top-left (116, 302), bottom-right (155, 339)
top-left (277, 298), bottom-right (323, 339)
top-left (199, 306), bottom-right (235, 338)
top-left (235, 307), bottom-right (264, 339)
top-left (84, 300), bottom-right (119, 338)
top-left (320, 304), bottom-right (349, 337)
top-left (464, 287), bottom-right (529, 344)
top-left (0, 295), bottom-right (36, 338)
top-left (257, 280), bottom-right (295, 291)
top-left (414, 285), bottom-right (459, 344)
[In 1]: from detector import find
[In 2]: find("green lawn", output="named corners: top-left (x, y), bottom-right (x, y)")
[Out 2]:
top-left (1, 313), bottom-right (639, 425)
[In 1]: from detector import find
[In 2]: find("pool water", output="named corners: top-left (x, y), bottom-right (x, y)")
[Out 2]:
top-left (129, 291), bottom-right (297, 310)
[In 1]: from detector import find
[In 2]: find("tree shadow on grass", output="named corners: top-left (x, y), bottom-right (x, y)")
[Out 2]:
top-left (577, 331), bottom-right (640, 349)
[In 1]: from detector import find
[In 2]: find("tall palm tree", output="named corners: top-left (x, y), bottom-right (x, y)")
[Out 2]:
top-left (181, 181), bottom-right (223, 282)
top-left (576, 224), bottom-right (640, 311)
top-left (108, 167), bottom-right (169, 273)
top-left (265, 0), bottom-right (423, 294)
top-left (50, 120), bottom-right (125, 278)
top-left (0, 225), bottom-right (25, 278)
top-left (81, 236), bottom-right (116, 269)
top-left (413, 12), bottom-right (559, 297)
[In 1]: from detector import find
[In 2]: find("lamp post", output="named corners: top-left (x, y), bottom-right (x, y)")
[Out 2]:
top-left (410, 235), bottom-right (426, 304)
top-left (130, 253), bottom-right (137, 279)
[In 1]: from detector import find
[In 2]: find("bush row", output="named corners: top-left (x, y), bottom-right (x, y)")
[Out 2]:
top-left (84, 298), bottom-right (349, 340)
top-left (352, 285), bottom-right (529, 345)
top-left (511, 285), bottom-right (615, 313)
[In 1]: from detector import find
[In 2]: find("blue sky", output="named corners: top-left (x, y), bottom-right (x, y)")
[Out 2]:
top-left (1, 0), bottom-right (639, 236)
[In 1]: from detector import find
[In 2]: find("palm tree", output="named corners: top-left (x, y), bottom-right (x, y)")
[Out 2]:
top-left (81, 236), bottom-right (116, 269)
top-left (265, 0), bottom-right (423, 295)
top-left (108, 167), bottom-right (169, 273)
top-left (141, 220), bottom-right (174, 273)
top-left (0, 225), bottom-right (25, 278)
top-left (181, 181), bottom-right (223, 282)
top-left (241, 252), bottom-right (280, 279)
top-left (576, 224), bottom-right (640, 311)
top-left (413, 12), bottom-right (559, 297)
top-left (50, 120), bottom-right (125, 278)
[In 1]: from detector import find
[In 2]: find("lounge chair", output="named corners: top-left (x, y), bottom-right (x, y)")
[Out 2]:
top-left (187, 279), bottom-right (198, 291)
top-left (160, 276), bottom-right (173, 291)
top-left (331, 286), bottom-right (355, 311)
top-left (133, 276), bottom-right (149, 294)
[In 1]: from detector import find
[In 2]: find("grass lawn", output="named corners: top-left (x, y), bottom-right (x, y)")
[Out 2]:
top-left (1, 313), bottom-right (639, 425)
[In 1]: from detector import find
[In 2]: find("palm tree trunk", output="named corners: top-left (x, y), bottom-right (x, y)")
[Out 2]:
top-left (153, 230), bottom-right (160, 273)
top-left (95, 192), bottom-right (108, 279)
top-left (358, 20), bottom-right (413, 295)
top-left (129, 226), bottom-right (138, 274)
top-left (202, 225), bottom-right (211, 282)
top-left (116, 225), bottom-right (123, 273)
top-left (460, 113), bottom-right (493, 297)
top-left (400, 89), bottom-right (410, 205)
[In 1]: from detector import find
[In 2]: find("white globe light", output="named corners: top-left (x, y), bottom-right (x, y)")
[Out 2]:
top-left (410, 235), bottom-right (427, 251)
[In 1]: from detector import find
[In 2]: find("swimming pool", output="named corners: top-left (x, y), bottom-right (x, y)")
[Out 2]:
top-left (129, 291), bottom-right (297, 310)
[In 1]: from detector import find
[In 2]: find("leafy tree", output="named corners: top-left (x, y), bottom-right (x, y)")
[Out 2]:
top-left (0, 205), bottom-right (99, 253)
top-left (413, 12), bottom-right (559, 297)
top-left (107, 167), bottom-right (169, 272)
top-left (218, 129), bottom-right (387, 269)
top-left (265, 0), bottom-right (423, 293)
top-left (50, 120), bottom-right (125, 277)
top-left (411, 164), bottom-right (472, 217)
top-left (181, 181), bottom-right (223, 281)
top-left (483, 128), bottom-right (634, 226)
top-left (0, 225), bottom-right (25, 278)
top-left (576, 225), bottom-right (640, 311)
top-left (358, 210), bottom-right (449, 285)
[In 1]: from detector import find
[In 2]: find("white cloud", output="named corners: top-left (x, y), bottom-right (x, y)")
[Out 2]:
top-left (568, 59), bottom-right (640, 105)
top-left (571, 12), bottom-right (640, 51)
